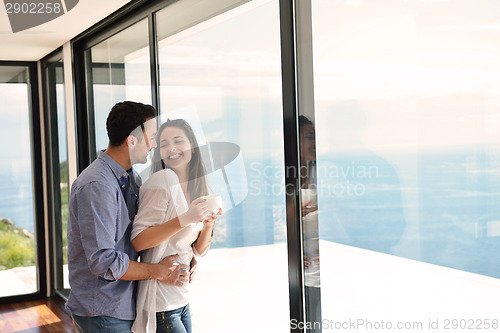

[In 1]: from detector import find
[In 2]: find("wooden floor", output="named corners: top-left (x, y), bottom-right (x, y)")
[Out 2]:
top-left (0, 298), bottom-right (75, 333)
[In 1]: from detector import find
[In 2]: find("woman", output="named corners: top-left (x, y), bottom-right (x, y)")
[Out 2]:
top-left (299, 115), bottom-right (322, 332)
top-left (131, 119), bottom-right (221, 333)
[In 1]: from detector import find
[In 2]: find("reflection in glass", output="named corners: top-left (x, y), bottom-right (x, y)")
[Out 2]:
top-left (299, 116), bottom-right (322, 332)
top-left (156, 0), bottom-right (289, 331)
top-left (311, 0), bottom-right (500, 327)
top-left (0, 65), bottom-right (38, 297)
top-left (87, 18), bottom-right (151, 156)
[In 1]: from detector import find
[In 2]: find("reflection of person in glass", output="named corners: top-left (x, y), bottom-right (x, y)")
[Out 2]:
top-left (299, 115), bottom-right (322, 332)
top-left (131, 119), bottom-right (222, 333)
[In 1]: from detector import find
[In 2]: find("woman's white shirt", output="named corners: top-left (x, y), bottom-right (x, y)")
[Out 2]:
top-left (131, 169), bottom-right (203, 333)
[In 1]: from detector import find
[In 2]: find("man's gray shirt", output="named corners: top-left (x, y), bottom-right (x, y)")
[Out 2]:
top-left (66, 151), bottom-right (140, 320)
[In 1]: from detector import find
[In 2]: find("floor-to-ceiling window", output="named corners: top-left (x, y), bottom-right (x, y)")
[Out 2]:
top-left (67, 0), bottom-right (500, 331)
top-left (155, 0), bottom-right (288, 331)
top-left (76, 0), bottom-right (290, 331)
top-left (0, 63), bottom-right (44, 300)
top-left (85, 18), bottom-right (152, 160)
top-left (304, 0), bottom-right (500, 330)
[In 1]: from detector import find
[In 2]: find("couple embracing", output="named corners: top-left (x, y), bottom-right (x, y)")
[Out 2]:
top-left (66, 101), bottom-right (222, 333)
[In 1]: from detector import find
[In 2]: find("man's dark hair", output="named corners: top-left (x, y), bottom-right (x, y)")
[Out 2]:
top-left (299, 115), bottom-right (313, 130)
top-left (106, 101), bottom-right (157, 147)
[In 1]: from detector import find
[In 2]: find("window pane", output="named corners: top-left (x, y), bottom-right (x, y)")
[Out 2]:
top-left (46, 58), bottom-right (70, 292)
top-left (88, 18), bottom-right (151, 155)
top-left (155, 0), bottom-right (289, 331)
top-left (0, 65), bottom-right (38, 297)
top-left (56, 66), bottom-right (70, 290)
top-left (311, 0), bottom-right (500, 327)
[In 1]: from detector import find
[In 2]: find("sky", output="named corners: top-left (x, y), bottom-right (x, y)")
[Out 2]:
top-left (3, 0), bottom-right (500, 179)
top-left (88, 0), bottom-right (500, 156)
top-left (0, 84), bottom-right (32, 176)
top-left (3, 0), bottom-right (500, 185)
top-left (310, 0), bottom-right (500, 152)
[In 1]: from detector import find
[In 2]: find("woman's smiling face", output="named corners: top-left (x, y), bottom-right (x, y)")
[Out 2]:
top-left (300, 123), bottom-right (316, 164)
top-left (159, 126), bottom-right (193, 173)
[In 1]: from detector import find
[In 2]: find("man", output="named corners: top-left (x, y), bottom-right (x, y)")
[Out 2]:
top-left (66, 101), bottom-right (188, 332)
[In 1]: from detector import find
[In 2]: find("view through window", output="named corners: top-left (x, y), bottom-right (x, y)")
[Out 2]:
top-left (0, 65), bottom-right (38, 297)
top-left (309, 0), bottom-right (500, 330)
top-left (155, 0), bottom-right (290, 331)
top-left (87, 18), bottom-right (152, 159)
top-left (81, 0), bottom-right (290, 331)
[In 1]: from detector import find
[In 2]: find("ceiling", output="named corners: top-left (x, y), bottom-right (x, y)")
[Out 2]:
top-left (0, 0), bottom-right (131, 61)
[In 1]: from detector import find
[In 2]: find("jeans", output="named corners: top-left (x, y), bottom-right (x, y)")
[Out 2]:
top-left (156, 304), bottom-right (192, 333)
top-left (72, 314), bottom-right (133, 333)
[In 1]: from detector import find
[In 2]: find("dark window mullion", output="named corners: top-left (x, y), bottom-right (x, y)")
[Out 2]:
top-left (30, 61), bottom-right (47, 299)
top-left (148, 12), bottom-right (160, 113)
top-left (44, 56), bottom-right (66, 295)
top-left (279, 0), bottom-right (306, 331)
top-left (72, 42), bottom-right (92, 173)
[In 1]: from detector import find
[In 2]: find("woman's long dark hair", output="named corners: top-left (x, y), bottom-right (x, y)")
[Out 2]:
top-left (299, 115), bottom-right (316, 189)
top-left (151, 119), bottom-right (208, 201)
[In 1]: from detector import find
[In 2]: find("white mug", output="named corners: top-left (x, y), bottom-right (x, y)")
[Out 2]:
top-left (301, 189), bottom-right (317, 207)
top-left (200, 194), bottom-right (222, 215)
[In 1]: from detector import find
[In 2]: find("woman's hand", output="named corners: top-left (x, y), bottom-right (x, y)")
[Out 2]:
top-left (304, 255), bottom-right (320, 270)
top-left (203, 208), bottom-right (223, 226)
top-left (302, 201), bottom-right (318, 216)
top-left (178, 197), bottom-right (209, 227)
top-left (192, 208), bottom-right (222, 256)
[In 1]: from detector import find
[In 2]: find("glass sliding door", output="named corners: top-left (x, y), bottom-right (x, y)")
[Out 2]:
top-left (155, 0), bottom-right (289, 331)
top-left (0, 64), bottom-right (43, 299)
top-left (43, 54), bottom-right (71, 295)
top-left (85, 18), bottom-right (152, 160)
top-left (305, 0), bottom-right (500, 331)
